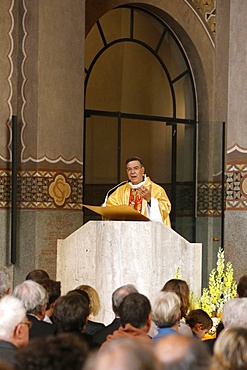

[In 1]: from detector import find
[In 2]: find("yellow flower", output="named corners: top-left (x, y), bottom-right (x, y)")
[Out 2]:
top-left (190, 248), bottom-right (237, 318)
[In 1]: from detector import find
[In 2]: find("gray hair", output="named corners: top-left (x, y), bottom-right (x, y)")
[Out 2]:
top-left (222, 298), bottom-right (247, 328)
top-left (13, 280), bottom-right (48, 315)
top-left (152, 291), bottom-right (181, 328)
top-left (0, 266), bottom-right (11, 298)
top-left (112, 284), bottom-right (138, 314)
top-left (0, 295), bottom-right (26, 341)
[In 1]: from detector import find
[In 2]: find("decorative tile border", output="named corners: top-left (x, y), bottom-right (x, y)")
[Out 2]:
top-left (166, 182), bottom-right (223, 217)
top-left (197, 182), bottom-right (222, 216)
top-left (226, 163), bottom-right (247, 210)
top-left (0, 170), bottom-right (82, 210)
top-left (0, 171), bottom-right (11, 207)
top-left (1, 166), bottom-right (246, 212)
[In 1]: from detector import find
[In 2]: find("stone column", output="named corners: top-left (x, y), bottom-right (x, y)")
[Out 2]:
top-left (0, 0), bottom-right (86, 284)
top-left (218, 0), bottom-right (247, 279)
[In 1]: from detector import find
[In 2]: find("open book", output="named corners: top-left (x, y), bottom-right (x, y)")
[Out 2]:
top-left (82, 204), bottom-right (150, 221)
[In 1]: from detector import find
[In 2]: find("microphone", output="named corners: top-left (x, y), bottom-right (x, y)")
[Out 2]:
top-left (102, 180), bottom-right (128, 207)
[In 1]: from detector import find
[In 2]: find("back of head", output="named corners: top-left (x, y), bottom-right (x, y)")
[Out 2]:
top-left (0, 295), bottom-right (26, 341)
top-left (85, 338), bottom-right (160, 370)
top-left (0, 266), bottom-right (11, 298)
top-left (112, 284), bottom-right (138, 314)
top-left (118, 293), bottom-right (151, 329)
top-left (212, 327), bottom-right (247, 370)
top-left (152, 291), bottom-right (181, 328)
top-left (154, 334), bottom-right (211, 370)
top-left (14, 332), bottom-right (89, 370)
top-left (75, 284), bottom-right (100, 316)
top-left (53, 293), bottom-right (89, 333)
top-left (237, 275), bottom-right (247, 297)
top-left (13, 280), bottom-right (48, 315)
top-left (67, 289), bottom-right (90, 305)
top-left (222, 298), bottom-right (247, 328)
top-left (186, 309), bottom-right (213, 330)
top-left (25, 269), bottom-right (49, 282)
top-left (37, 279), bottom-right (61, 308)
top-left (162, 279), bottom-right (190, 318)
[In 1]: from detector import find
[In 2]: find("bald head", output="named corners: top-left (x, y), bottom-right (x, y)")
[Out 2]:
top-left (153, 334), bottom-right (210, 370)
top-left (87, 338), bottom-right (160, 370)
top-left (154, 335), bottom-right (190, 364)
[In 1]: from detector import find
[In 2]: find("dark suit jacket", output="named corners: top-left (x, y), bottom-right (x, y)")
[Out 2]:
top-left (28, 314), bottom-right (56, 340)
top-left (203, 338), bottom-right (216, 355)
top-left (93, 317), bottom-right (121, 345)
top-left (0, 340), bottom-right (18, 366)
top-left (84, 320), bottom-right (105, 336)
top-left (73, 331), bottom-right (100, 351)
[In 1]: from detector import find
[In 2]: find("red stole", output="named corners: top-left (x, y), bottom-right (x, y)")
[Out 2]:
top-left (128, 189), bottom-right (143, 213)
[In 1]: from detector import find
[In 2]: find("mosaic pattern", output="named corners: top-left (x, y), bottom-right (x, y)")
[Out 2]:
top-left (226, 163), bottom-right (247, 210)
top-left (197, 182), bottom-right (223, 216)
top-left (0, 170), bottom-right (82, 210)
top-left (175, 183), bottom-right (194, 217)
top-left (192, 0), bottom-right (216, 34)
top-left (0, 171), bottom-right (11, 207)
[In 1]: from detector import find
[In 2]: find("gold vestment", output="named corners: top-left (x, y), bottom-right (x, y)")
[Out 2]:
top-left (106, 177), bottom-right (171, 227)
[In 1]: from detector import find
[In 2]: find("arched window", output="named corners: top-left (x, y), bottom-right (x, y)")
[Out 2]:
top-left (84, 5), bottom-right (196, 241)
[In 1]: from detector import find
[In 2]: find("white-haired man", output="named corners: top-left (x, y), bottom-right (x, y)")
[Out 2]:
top-left (0, 266), bottom-right (11, 298)
top-left (222, 297), bottom-right (247, 328)
top-left (13, 280), bottom-right (56, 339)
top-left (0, 295), bottom-right (30, 366)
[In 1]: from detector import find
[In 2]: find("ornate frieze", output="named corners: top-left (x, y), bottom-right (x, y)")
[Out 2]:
top-left (226, 163), bottom-right (247, 210)
top-left (0, 170), bottom-right (82, 210)
top-left (191, 0), bottom-right (216, 33)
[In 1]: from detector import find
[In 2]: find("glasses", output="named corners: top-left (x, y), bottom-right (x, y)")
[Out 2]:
top-left (19, 320), bottom-right (33, 330)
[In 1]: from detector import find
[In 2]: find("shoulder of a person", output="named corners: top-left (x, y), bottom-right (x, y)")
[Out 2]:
top-left (147, 178), bottom-right (164, 192)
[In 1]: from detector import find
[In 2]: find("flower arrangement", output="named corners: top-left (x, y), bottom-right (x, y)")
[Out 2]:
top-left (175, 248), bottom-right (237, 338)
top-left (190, 248), bottom-right (237, 337)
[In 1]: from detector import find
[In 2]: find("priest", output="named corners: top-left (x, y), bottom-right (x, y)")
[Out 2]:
top-left (106, 156), bottom-right (171, 226)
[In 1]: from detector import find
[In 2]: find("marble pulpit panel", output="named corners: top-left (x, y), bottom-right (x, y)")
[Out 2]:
top-left (57, 221), bottom-right (202, 325)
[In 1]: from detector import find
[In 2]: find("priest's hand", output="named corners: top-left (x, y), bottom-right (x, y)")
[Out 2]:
top-left (136, 184), bottom-right (152, 203)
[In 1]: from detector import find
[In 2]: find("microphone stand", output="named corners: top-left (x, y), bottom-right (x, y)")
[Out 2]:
top-left (102, 180), bottom-right (128, 207)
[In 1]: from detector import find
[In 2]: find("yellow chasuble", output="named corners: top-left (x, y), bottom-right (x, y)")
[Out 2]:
top-left (106, 177), bottom-right (171, 227)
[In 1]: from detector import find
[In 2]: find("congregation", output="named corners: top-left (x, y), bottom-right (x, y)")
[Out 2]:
top-left (0, 265), bottom-right (246, 370)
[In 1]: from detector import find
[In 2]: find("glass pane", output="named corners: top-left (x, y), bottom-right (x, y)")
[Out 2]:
top-left (84, 116), bottom-right (119, 222)
top-left (196, 121), bottom-right (224, 288)
top-left (159, 32), bottom-right (188, 81)
top-left (85, 25), bottom-right (105, 70)
top-left (86, 42), bottom-right (172, 116)
top-left (121, 119), bottom-right (171, 185)
top-left (133, 9), bottom-right (164, 50)
top-left (174, 123), bottom-right (195, 242)
top-left (99, 8), bottom-right (131, 42)
top-left (85, 116), bottom-right (118, 185)
top-left (173, 74), bottom-right (195, 120)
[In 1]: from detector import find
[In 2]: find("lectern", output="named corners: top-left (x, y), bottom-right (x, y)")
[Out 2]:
top-left (57, 220), bottom-right (202, 325)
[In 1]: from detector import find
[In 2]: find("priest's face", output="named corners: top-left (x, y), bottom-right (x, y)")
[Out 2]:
top-left (126, 160), bottom-right (145, 185)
